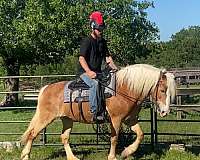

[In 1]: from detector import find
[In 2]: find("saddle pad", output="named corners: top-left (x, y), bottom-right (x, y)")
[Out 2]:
top-left (64, 72), bottom-right (116, 103)
top-left (64, 81), bottom-right (89, 103)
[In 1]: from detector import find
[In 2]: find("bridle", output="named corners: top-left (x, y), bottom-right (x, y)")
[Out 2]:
top-left (150, 71), bottom-right (166, 112)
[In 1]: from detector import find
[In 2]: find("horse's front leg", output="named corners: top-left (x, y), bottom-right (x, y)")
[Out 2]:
top-left (121, 123), bottom-right (144, 159)
top-left (61, 117), bottom-right (79, 160)
top-left (108, 117), bottom-right (121, 160)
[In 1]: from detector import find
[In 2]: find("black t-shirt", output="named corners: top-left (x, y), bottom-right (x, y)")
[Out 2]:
top-left (78, 35), bottom-right (110, 74)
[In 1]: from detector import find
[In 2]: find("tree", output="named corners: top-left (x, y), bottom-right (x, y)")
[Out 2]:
top-left (168, 26), bottom-right (200, 68)
top-left (0, 0), bottom-right (26, 106)
top-left (0, 0), bottom-right (89, 106)
top-left (0, 0), bottom-right (159, 106)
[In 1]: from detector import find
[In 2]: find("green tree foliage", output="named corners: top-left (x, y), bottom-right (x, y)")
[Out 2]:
top-left (0, 0), bottom-right (158, 105)
top-left (0, 0), bottom-right (158, 70)
top-left (168, 26), bottom-right (200, 68)
top-left (138, 26), bottom-right (200, 69)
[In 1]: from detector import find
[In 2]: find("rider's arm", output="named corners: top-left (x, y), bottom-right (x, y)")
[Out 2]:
top-left (79, 56), bottom-right (91, 73)
top-left (106, 56), bottom-right (118, 70)
top-left (79, 56), bottom-right (96, 78)
top-left (79, 38), bottom-right (96, 78)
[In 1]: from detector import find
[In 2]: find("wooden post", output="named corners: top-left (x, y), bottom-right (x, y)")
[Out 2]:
top-left (176, 95), bottom-right (182, 119)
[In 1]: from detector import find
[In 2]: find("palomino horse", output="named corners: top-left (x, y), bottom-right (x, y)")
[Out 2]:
top-left (21, 64), bottom-right (176, 160)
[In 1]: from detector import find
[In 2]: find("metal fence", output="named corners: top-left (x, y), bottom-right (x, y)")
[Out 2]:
top-left (0, 75), bottom-right (199, 148)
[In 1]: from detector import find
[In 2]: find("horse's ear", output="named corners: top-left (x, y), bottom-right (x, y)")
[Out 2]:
top-left (161, 69), bottom-right (167, 80)
top-left (159, 70), bottom-right (167, 84)
top-left (161, 68), bottom-right (167, 74)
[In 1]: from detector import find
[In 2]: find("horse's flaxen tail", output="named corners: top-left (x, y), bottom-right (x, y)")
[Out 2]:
top-left (21, 85), bottom-right (49, 144)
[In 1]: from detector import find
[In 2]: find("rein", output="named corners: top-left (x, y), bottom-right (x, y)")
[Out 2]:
top-left (97, 78), bottom-right (146, 103)
top-left (97, 70), bottom-right (162, 104)
top-left (99, 80), bottom-right (136, 102)
top-left (96, 67), bottom-right (139, 103)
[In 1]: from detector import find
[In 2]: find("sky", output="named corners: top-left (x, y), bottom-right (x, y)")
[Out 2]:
top-left (144, 0), bottom-right (200, 41)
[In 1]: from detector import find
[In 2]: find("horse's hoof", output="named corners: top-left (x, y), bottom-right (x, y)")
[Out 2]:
top-left (67, 156), bottom-right (80, 160)
top-left (108, 155), bottom-right (117, 160)
top-left (121, 148), bottom-right (130, 159)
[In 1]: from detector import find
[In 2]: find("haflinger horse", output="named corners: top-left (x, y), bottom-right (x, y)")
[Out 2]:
top-left (21, 64), bottom-right (176, 160)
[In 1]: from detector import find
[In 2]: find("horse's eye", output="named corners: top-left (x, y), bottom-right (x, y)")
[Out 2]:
top-left (161, 90), bottom-right (165, 93)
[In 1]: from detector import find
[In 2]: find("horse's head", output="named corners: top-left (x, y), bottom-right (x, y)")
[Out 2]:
top-left (151, 72), bottom-right (176, 117)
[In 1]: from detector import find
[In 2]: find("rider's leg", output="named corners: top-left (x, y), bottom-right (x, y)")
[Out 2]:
top-left (80, 74), bottom-right (99, 114)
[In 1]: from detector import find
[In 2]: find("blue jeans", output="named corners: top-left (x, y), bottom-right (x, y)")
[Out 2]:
top-left (80, 73), bottom-right (98, 113)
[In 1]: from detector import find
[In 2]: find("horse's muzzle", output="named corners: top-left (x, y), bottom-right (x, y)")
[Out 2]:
top-left (157, 108), bottom-right (170, 117)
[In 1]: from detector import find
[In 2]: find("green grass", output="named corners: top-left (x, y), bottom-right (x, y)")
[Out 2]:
top-left (0, 145), bottom-right (200, 160)
top-left (160, 149), bottom-right (200, 160)
top-left (0, 105), bottom-right (200, 159)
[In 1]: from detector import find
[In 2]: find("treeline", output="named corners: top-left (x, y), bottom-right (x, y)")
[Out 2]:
top-left (17, 26), bottom-right (200, 75)
top-left (0, 0), bottom-right (158, 76)
top-left (139, 26), bottom-right (200, 69)
top-left (0, 0), bottom-right (158, 105)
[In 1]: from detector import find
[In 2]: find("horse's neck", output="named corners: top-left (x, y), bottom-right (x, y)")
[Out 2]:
top-left (114, 85), bottom-right (144, 123)
top-left (116, 85), bottom-right (143, 104)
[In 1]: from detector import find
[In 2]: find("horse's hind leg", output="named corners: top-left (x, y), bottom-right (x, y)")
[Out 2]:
top-left (21, 110), bottom-right (56, 160)
top-left (121, 123), bottom-right (144, 159)
top-left (61, 117), bottom-right (79, 160)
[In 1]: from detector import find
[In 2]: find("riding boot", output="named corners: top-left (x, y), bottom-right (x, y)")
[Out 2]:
top-left (91, 110), bottom-right (104, 122)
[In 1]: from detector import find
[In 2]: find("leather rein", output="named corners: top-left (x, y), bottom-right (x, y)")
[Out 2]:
top-left (97, 71), bottom-right (163, 104)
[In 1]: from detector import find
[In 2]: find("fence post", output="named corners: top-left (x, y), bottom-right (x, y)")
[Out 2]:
top-left (40, 76), bottom-right (44, 88)
top-left (150, 104), bottom-right (158, 149)
top-left (96, 123), bottom-right (99, 145)
top-left (42, 128), bottom-right (47, 145)
top-left (150, 107), bottom-right (154, 148)
top-left (154, 105), bottom-right (158, 145)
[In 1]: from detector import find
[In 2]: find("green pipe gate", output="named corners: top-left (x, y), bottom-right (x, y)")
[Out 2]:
top-left (0, 75), bottom-right (199, 148)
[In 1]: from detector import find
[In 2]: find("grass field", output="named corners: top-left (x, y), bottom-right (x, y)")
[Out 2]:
top-left (0, 105), bottom-right (200, 159)
top-left (0, 144), bottom-right (200, 160)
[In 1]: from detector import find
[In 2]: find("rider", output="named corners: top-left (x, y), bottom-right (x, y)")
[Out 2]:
top-left (78, 11), bottom-right (117, 121)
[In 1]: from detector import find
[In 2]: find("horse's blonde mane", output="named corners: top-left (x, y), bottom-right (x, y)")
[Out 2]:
top-left (165, 72), bottom-right (176, 102)
top-left (116, 64), bottom-right (162, 97)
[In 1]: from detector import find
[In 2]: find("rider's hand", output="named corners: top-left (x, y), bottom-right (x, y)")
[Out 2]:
top-left (86, 70), bottom-right (96, 79)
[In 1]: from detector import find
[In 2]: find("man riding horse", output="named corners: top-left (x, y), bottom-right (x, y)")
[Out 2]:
top-left (78, 11), bottom-right (118, 122)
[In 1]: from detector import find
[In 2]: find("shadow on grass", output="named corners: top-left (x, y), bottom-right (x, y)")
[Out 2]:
top-left (42, 147), bottom-right (105, 160)
top-left (186, 145), bottom-right (200, 156)
top-left (133, 143), bottom-right (200, 159)
top-left (119, 143), bottom-right (170, 160)
top-left (42, 149), bottom-right (66, 160)
top-left (40, 143), bottom-right (200, 160)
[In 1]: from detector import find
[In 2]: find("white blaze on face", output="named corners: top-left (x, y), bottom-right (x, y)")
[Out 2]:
top-left (157, 72), bottom-right (176, 117)
top-left (157, 87), bottom-right (171, 117)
